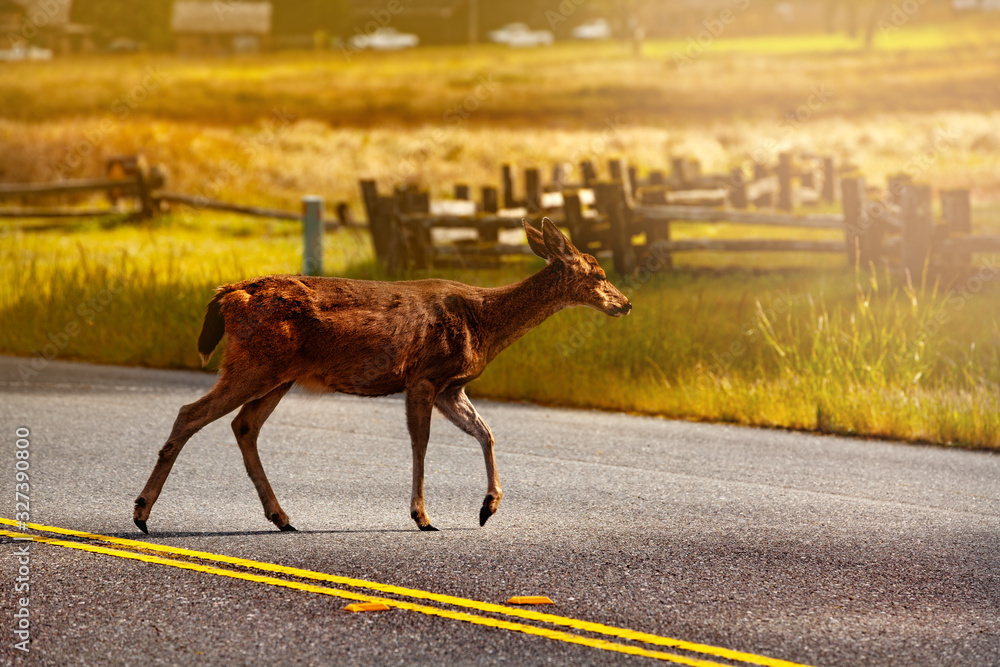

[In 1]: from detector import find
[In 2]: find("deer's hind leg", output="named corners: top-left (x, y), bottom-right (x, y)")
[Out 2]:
top-left (435, 387), bottom-right (501, 527)
top-left (133, 372), bottom-right (279, 534)
top-left (407, 380), bottom-right (439, 531)
top-left (231, 382), bottom-right (295, 531)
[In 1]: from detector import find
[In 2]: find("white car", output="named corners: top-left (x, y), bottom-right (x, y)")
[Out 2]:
top-left (349, 27), bottom-right (419, 51)
top-left (571, 18), bottom-right (611, 40)
top-left (0, 46), bottom-right (53, 61)
top-left (488, 23), bottom-right (554, 47)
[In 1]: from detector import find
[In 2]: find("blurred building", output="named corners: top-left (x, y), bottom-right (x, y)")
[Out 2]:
top-left (171, 1), bottom-right (272, 56)
top-left (1, 0), bottom-right (95, 55)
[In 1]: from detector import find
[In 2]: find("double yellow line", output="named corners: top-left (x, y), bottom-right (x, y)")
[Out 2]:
top-left (0, 518), bottom-right (811, 666)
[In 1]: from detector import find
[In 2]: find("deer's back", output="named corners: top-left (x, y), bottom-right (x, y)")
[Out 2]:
top-left (215, 274), bottom-right (488, 396)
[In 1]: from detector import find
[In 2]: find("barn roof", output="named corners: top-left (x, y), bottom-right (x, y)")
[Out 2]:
top-left (10, 0), bottom-right (73, 26)
top-left (171, 2), bottom-right (272, 35)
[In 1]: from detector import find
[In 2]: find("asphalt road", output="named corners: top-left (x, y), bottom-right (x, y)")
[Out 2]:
top-left (1, 356), bottom-right (998, 666)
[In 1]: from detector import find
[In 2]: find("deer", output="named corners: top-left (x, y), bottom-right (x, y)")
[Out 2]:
top-left (133, 218), bottom-right (631, 534)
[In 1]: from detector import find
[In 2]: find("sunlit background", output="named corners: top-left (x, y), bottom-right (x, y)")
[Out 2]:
top-left (2, 0), bottom-right (1000, 448)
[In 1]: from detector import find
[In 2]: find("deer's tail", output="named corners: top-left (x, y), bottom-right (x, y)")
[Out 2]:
top-left (197, 290), bottom-right (227, 366)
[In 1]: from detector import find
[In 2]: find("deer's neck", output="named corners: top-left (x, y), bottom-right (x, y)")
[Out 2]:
top-left (482, 264), bottom-right (567, 356)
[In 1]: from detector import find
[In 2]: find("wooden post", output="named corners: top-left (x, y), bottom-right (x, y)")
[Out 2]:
top-left (454, 184), bottom-right (470, 200)
top-left (479, 185), bottom-right (499, 243)
top-left (648, 170), bottom-right (665, 186)
top-left (627, 165), bottom-right (638, 199)
top-left (752, 162), bottom-right (772, 207)
top-left (551, 163), bottom-right (567, 190)
top-left (302, 196), bottom-right (323, 276)
top-left (359, 179), bottom-right (378, 226)
top-left (580, 160), bottom-right (597, 187)
top-left (524, 167), bottom-right (541, 213)
top-left (887, 173), bottom-right (912, 206)
top-left (562, 190), bottom-right (585, 250)
top-left (501, 164), bottom-right (516, 209)
top-left (901, 184), bottom-right (933, 281)
top-left (335, 202), bottom-right (354, 227)
top-left (671, 157), bottom-right (686, 188)
top-left (360, 180), bottom-right (387, 261)
top-left (777, 152), bottom-right (793, 212)
top-left (941, 188), bottom-right (972, 269)
top-left (134, 155), bottom-right (156, 219)
top-left (608, 158), bottom-right (623, 181)
top-left (730, 167), bottom-right (748, 209)
top-left (821, 156), bottom-right (836, 203)
top-left (595, 182), bottom-right (635, 275)
top-left (608, 158), bottom-right (632, 204)
top-left (841, 177), bottom-right (866, 266)
top-left (376, 195), bottom-right (402, 276)
top-left (409, 190), bottom-right (431, 270)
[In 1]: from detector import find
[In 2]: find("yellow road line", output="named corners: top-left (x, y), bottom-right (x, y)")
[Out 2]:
top-left (0, 528), bottom-right (724, 666)
top-left (1, 518), bottom-right (812, 667)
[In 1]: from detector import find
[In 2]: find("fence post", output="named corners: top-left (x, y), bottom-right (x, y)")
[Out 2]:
top-left (302, 195), bottom-right (323, 276)
top-left (563, 190), bottom-right (585, 250)
top-left (596, 182), bottom-right (635, 275)
top-left (901, 184), bottom-right (933, 281)
top-left (134, 155), bottom-right (156, 219)
top-left (409, 190), bottom-right (431, 270)
top-left (753, 162), bottom-right (772, 207)
top-left (841, 177), bottom-right (868, 266)
top-left (941, 188), bottom-right (972, 270)
top-left (480, 185), bottom-right (499, 243)
top-left (580, 160), bottom-right (597, 187)
top-left (359, 179), bottom-right (378, 225)
top-left (730, 167), bottom-right (748, 209)
top-left (377, 195), bottom-right (402, 276)
top-left (501, 164), bottom-right (516, 209)
top-left (887, 173), bottom-right (912, 205)
top-left (454, 184), bottom-right (470, 201)
top-left (822, 156), bottom-right (836, 204)
top-left (524, 167), bottom-right (541, 213)
top-left (777, 152), bottom-right (793, 212)
top-left (608, 158), bottom-right (632, 204)
top-left (551, 163), bottom-right (567, 190)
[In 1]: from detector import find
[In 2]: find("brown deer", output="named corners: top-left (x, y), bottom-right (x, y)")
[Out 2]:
top-left (133, 218), bottom-right (631, 534)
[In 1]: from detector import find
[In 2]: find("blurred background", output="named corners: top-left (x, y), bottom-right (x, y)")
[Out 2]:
top-left (2, 0), bottom-right (999, 448)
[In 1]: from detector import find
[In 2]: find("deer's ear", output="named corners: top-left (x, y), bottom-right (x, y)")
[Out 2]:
top-left (541, 217), bottom-right (579, 263)
top-left (524, 219), bottom-right (550, 260)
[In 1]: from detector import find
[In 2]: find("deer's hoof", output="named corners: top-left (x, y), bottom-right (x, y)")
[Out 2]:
top-left (279, 523), bottom-right (297, 532)
top-left (479, 505), bottom-right (493, 527)
top-left (418, 524), bottom-right (439, 532)
top-left (133, 518), bottom-right (148, 535)
top-left (479, 494), bottom-right (499, 527)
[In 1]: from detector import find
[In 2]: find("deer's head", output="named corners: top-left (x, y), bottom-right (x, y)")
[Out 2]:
top-left (524, 218), bottom-right (632, 317)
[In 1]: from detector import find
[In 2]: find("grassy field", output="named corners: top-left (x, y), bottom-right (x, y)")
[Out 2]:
top-left (3, 217), bottom-right (998, 449)
top-left (2, 18), bottom-right (1000, 448)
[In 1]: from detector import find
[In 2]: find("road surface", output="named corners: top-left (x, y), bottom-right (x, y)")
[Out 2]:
top-left (1, 356), bottom-right (998, 665)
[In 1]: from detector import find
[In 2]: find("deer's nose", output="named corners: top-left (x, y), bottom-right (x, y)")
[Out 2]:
top-left (622, 302), bottom-right (632, 315)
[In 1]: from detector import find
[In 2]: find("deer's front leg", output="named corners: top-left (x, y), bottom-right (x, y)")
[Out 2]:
top-left (406, 380), bottom-right (438, 531)
top-left (435, 387), bottom-right (502, 527)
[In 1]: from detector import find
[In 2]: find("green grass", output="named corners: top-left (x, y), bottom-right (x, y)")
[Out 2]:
top-left (3, 219), bottom-right (998, 449)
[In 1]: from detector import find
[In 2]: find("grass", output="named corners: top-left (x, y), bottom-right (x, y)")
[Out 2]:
top-left (3, 16), bottom-right (1000, 448)
top-left (2, 219), bottom-right (999, 449)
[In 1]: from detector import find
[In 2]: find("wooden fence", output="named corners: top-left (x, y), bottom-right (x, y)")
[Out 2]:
top-left (360, 153), bottom-right (998, 279)
top-left (3, 152), bottom-right (997, 280)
